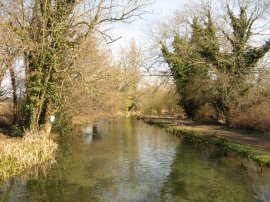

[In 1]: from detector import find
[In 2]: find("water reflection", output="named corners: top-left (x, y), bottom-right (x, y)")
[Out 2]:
top-left (0, 118), bottom-right (270, 202)
top-left (82, 123), bottom-right (101, 144)
top-left (83, 126), bottom-right (94, 144)
top-left (0, 178), bottom-right (27, 202)
top-left (161, 143), bottom-right (270, 202)
top-left (83, 133), bottom-right (93, 144)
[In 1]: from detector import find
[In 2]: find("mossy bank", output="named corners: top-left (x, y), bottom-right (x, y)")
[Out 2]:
top-left (141, 117), bottom-right (270, 167)
top-left (167, 127), bottom-right (270, 166)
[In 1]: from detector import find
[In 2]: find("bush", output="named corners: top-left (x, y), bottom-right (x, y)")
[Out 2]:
top-left (195, 104), bottom-right (217, 123)
top-left (52, 115), bottom-right (72, 135)
top-left (230, 102), bottom-right (270, 132)
top-left (11, 123), bottom-right (24, 137)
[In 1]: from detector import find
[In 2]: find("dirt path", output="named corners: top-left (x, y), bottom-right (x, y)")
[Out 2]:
top-left (173, 120), bottom-right (270, 152)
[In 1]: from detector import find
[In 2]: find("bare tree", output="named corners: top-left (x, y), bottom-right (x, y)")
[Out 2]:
top-left (0, 0), bottom-right (152, 133)
top-left (119, 40), bottom-right (143, 112)
top-left (61, 35), bottom-right (122, 123)
top-left (0, 26), bottom-right (22, 123)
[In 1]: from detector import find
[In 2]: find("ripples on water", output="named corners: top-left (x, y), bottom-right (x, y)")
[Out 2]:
top-left (0, 118), bottom-right (270, 202)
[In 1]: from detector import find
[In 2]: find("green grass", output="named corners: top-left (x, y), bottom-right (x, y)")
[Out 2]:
top-left (141, 117), bottom-right (172, 128)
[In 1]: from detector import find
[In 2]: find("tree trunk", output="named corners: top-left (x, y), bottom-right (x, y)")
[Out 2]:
top-left (8, 63), bottom-right (18, 124)
top-left (24, 52), bottom-right (47, 131)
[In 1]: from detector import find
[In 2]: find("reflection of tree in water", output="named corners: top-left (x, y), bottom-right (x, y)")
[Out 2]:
top-left (83, 122), bottom-right (100, 144)
top-left (0, 178), bottom-right (27, 202)
top-left (160, 142), bottom-right (259, 202)
top-left (0, 164), bottom-right (61, 202)
top-left (2, 119), bottom-right (270, 202)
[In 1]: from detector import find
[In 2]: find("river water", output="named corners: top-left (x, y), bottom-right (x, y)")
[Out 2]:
top-left (0, 118), bottom-right (270, 202)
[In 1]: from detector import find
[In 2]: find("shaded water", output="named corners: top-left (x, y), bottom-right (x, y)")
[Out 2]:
top-left (0, 118), bottom-right (270, 202)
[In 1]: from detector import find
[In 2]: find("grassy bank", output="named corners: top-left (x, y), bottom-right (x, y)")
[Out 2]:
top-left (167, 127), bottom-right (270, 166)
top-left (141, 117), bottom-right (270, 167)
top-left (0, 131), bottom-right (58, 181)
top-left (140, 116), bottom-right (173, 128)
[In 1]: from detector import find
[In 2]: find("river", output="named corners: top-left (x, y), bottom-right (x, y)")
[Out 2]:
top-left (0, 118), bottom-right (270, 201)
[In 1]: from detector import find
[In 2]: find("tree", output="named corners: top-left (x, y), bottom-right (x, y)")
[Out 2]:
top-left (210, 0), bottom-right (270, 123)
top-left (215, 1), bottom-right (270, 76)
top-left (138, 83), bottom-right (181, 116)
top-left (0, 0), bottom-right (151, 133)
top-left (159, 0), bottom-right (270, 124)
top-left (0, 26), bottom-right (22, 123)
top-left (161, 11), bottom-right (218, 118)
top-left (59, 36), bottom-right (123, 124)
top-left (119, 40), bottom-right (142, 112)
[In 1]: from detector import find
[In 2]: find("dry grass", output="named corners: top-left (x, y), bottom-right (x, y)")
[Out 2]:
top-left (230, 102), bottom-right (270, 132)
top-left (0, 131), bottom-right (58, 181)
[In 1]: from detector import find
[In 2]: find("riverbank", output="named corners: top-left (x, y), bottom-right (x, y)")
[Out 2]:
top-left (141, 116), bottom-right (270, 167)
top-left (0, 131), bottom-right (58, 181)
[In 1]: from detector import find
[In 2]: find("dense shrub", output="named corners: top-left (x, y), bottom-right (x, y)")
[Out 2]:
top-left (230, 102), bottom-right (270, 131)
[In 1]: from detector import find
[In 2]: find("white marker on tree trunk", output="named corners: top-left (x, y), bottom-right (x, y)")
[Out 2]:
top-left (50, 115), bottom-right (55, 123)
